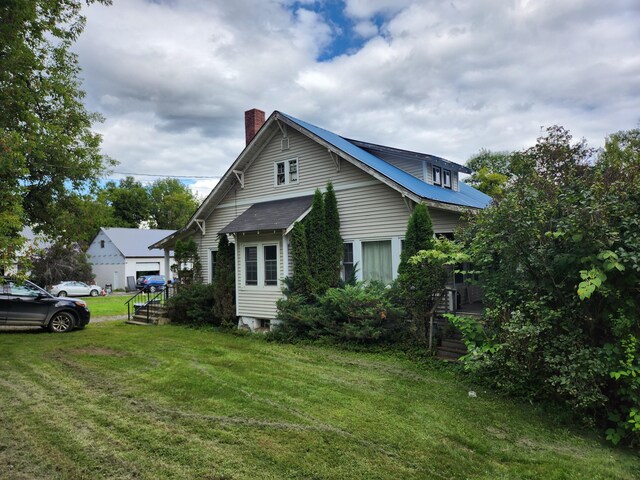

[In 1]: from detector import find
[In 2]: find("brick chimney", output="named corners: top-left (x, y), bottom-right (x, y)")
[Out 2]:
top-left (244, 108), bottom-right (265, 145)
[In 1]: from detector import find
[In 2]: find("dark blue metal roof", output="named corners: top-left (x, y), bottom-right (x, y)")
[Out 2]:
top-left (280, 113), bottom-right (491, 209)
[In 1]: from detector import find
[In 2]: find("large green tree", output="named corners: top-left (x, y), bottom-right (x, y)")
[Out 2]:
top-left (461, 126), bottom-right (640, 445)
top-left (102, 177), bottom-right (150, 228)
top-left (465, 149), bottom-right (512, 198)
top-left (148, 178), bottom-right (199, 230)
top-left (323, 182), bottom-right (343, 289)
top-left (0, 0), bottom-right (114, 271)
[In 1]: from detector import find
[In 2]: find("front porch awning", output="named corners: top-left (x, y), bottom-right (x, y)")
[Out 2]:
top-left (219, 195), bottom-right (313, 235)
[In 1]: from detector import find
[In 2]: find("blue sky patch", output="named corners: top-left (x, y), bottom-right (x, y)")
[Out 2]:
top-left (290, 0), bottom-right (384, 61)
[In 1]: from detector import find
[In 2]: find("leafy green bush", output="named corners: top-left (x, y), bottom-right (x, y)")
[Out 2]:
top-left (166, 283), bottom-right (216, 326)
top-left (460, 126), bottom-right (640, 445)
top-left (271, 283), bottom-right (407, 344)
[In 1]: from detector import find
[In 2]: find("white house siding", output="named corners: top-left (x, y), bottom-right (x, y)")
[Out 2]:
top-left (193, 127), bottom-right (465, 321)
top-left (197, 204), bottom-right (251, 283)
top-left (371, 152), bottom-right (424, 180)
top-left (429, 208), bottom-right (463, 234)
top-left (235, 233), bottom-right (283, 320)
top-left (86, 230), bottom-right (125, 288)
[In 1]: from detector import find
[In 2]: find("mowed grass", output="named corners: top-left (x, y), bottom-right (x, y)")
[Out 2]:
top-left (85, 293), bottom-right (132, 317)
top-left (0, 323), bottom-right (638, 479)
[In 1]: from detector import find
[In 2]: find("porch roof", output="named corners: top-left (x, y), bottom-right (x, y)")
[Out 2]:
top-left (218, 195), bottom-right (313, 235)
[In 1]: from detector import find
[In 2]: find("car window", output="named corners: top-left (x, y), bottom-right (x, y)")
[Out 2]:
top-left (5, 281), bottom-right (42, 297)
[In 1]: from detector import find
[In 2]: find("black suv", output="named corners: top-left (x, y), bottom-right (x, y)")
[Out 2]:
top-left (0, 278), bottom-right (90, 332)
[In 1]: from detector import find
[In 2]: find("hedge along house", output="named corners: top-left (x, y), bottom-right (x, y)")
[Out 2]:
top-left (152, 109), bottom-right (491, 330)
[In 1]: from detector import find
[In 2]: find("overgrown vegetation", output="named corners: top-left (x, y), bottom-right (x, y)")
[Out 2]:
top-left (458, 126), bottom-right (640, 446)
top-left (30, 242), bottom-right (94, 287)
top-left (171, 238), bottom-right (202, 285)
top-left (212, 234), bottom-right (236, 327)
top-left (166, 283), bottom-right (216, 326)
top-left (167, 234), bottom-right (235, 327)
top-left (276, 194), bottom-right (451, 347)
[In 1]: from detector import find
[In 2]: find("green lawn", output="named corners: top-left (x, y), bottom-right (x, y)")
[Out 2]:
top-left (0, 323), bottom-right (637, 479)
top-left (85, 293), bottom-right (133, 317)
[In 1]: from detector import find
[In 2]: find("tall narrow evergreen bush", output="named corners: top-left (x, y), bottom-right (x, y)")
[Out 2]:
top-left (290, 221), bottom-right (314, 298)
top-left (305, 189), bottom-right (326, 288)
top-left (213, 234), bottom-right (236, 327)
top-left (398, 203), bottom-right (434, 274)
top-left (323, 182), bottom-right (343, 289)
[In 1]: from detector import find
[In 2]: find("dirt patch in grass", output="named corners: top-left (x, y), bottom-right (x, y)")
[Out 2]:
top-left (70, 347), bottom-right (129, 357)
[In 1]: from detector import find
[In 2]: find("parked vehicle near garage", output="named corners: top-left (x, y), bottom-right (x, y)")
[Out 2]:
top-left (0, 278), bottom-right (90, 332)
top-left (50, 281), bottom-right (102, 297)
top-left (135, 275), bottom-right (166, 293)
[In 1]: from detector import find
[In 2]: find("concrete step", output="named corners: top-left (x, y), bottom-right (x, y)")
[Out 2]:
top-left (435, 348), bottom-right (464, 361)
top-left (440, 339), bottom-right (467, 353)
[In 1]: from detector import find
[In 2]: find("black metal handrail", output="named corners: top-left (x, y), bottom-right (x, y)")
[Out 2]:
top-left (125, 284), bottom-right (176, 323)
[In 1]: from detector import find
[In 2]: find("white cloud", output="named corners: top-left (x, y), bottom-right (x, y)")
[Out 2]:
top-left (75, 0), bottom-right (640, 197)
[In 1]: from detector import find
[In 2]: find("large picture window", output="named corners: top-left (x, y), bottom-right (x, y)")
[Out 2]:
top-left (362, 240), bottom-right (392, 285)
top-left (264, 245), bottom-right (278, 286)
top-left (245, 247), bottom-right (257, 286)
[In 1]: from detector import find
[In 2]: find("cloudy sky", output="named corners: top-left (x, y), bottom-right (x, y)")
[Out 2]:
top-left (74, 0), bottom-right (640, 197)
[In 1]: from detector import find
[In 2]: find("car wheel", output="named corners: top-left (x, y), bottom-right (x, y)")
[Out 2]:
top-left (49, 312), bottom-right (75, 333)
top-left (149, 286), bottom-right (157, 293)
top-left (90, 289), bottom-right (99, 297)
top-left (57, 291), bottom-right (67, 297)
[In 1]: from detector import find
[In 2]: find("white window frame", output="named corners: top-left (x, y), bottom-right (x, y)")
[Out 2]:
top-left (263, 244), bottom-right (278, 286)
top-left (443, 169), bottom-right (452, 189)
top-left (209, 249), bottom-right (218, 283)
top-left (242, 242), bottom-right (280, 288)
top-left (433, 166), bottom-right (442, 186)
top-left (274, 158), bottom-right (299, 186)
top-left (244, 245), bottom-right (258, 286)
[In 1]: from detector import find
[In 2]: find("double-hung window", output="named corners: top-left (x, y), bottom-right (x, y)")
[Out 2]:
top-left (264, 245), bottom-right (278, 286)
top-left (245, 247), bottom-right (258, 286)
top-left (342, 243), bottom-right (354, 281)
top-left (443, 169), bottom-right (452, 189)
top-left (275, 159), bottom-right (298, 186)
top-left (244, 244), bottom-right (279, 287)
top-left (432, 166), bottom-right (442, 186)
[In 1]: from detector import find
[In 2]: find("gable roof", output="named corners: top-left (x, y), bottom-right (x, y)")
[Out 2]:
top-left (280, 113), bottom-right (490, 209)
top-left (99, 228), bottom-right (176, 257)
top-left (152, 110), bottom-right (491, 249)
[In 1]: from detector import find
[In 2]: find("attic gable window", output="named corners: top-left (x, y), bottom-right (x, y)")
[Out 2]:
top-left (433, 166), bottom-right (442, 186)
top-left (443, 169), bottom-right (452, 189)
top-left (100, 240), bottom-right (105, 248)
top-left (275, 159), bottom-right (298, 186)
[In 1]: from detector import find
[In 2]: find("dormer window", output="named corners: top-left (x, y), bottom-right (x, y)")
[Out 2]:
top-left (275, 159), bottom-right (298, 186)
top-left (443, 169), bottom-right (452, 189)
top-left (433, 166), bottom-right (442, 186)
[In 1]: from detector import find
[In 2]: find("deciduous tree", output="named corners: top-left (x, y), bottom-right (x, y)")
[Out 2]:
top-left (0, 0), bottom-right (114, 272)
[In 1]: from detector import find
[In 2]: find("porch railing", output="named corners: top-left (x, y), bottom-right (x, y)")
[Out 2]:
top-left (125, 284), bottom-right (177, 323)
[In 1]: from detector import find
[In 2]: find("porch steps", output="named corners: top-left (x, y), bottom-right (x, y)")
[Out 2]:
top-left (126, 304), bottom-right (170, 326)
